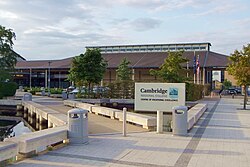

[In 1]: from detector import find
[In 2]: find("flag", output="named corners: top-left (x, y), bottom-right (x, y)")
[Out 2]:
top-left (193, 54), bottom-right (196, 74)
top-left (196, 55), bottom-right (200, 75)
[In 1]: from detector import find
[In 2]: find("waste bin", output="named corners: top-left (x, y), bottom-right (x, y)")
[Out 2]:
top-left (68, 92), bottom-right (75, 100)
top-left (23, 93), bottom-right (32, 101)
top-left (68, 108), bottom-right (88, 144)
top-left (62, 91), bottom-right (68, 100)
top-left (172, 106), bottom-right (188, 136)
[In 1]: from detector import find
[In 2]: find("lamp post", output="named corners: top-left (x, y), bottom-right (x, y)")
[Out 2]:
top-left (29, 68), bottom-right (32, 90)
top-left (48, 61), bottom-right (51, 97)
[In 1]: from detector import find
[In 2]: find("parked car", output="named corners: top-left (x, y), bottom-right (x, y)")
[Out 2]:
top-left (92, 86), bottom-right (110, 94)
top-left (235, 87), bottom-right (242, 94)
top-left (66, 86), bottom-right (75, 92)
top-left (71, 87), bottom-right (86, 94)
top-left (227, 88), bottom-right (237, 95)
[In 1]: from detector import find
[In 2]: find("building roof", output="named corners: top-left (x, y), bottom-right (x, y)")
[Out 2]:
top-left (13, 50), bottom-right (26, 61)
top-left (15, 57), bottom-right (72, 69)
top-left (86, 42), bottom-right (211, 54)
top-left (15, 51), bottom-right (229, 70)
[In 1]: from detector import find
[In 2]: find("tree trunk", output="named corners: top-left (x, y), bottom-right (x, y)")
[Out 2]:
top-left (88, 82), bottom-right (91, 98)
top-left (243, 85), bottom-right (247, 110)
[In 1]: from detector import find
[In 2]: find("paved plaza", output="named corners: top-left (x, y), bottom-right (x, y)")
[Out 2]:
top-left (8, 97), bottom-right (250, 167)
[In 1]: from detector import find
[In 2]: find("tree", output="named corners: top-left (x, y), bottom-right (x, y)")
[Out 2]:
top-left (223, 79), bottom-right (232, 90)
top-left (150, 51), bottom-right (188, 83)
top-left (68, 48), bottom-right (107, 96)
top-left (115, 57), bottom-right (133, 98)
top-left (227, 44), bottom-right (250, 109)
top-left (0, 25), bottom-right (17, 81)
top-left (116, 57), bottom-right (132, 81)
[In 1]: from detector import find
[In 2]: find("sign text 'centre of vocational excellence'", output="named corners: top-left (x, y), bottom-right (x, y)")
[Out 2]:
top-left (135, 83), bottom-right (185, 111)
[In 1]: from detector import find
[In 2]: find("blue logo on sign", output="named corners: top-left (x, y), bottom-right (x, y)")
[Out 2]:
top-left (169, 88), bottom-right (178, 99)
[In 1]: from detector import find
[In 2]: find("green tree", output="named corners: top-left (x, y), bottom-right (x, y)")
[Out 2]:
top-left (0, 25), bottom-right (17, 81)
top-left (115, 57), bottom-right (133, 98)
top-left (227, 44), bottom-right (250, 109)
top-left (150, 51), bottom-right (188, 83)
top-left (222, 79), bottom-right (232, 90)
top-left (68, 48), bottom-right (107, 96)
top-left (116, 57), bottom-right (132, 81)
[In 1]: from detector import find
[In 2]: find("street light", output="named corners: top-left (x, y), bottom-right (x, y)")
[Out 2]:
top-left (48, 61), bottom-right (51, 97)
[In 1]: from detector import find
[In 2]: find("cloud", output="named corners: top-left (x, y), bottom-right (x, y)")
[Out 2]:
top-left (130, 18), bottom-right (161, 31)
top-left (111, 0), bottom-right (211, 11)
top-left (0, 0), bottom-right (249, 60)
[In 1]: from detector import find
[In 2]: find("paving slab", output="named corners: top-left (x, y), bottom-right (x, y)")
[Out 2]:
top-left (8, 97), bottom-right (250, 167)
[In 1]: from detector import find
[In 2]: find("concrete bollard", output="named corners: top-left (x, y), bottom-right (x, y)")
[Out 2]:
top-left (157, 111), bottom-right (163, 133)
top-left (123, 107), bottom-right (127, 137)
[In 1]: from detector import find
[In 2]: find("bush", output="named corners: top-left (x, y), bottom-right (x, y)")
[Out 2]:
top-left (0, 82), bottom-right (18, 99)
top-left (186, 83), bottom-right (211, 101)
top-left (50, 88), bottom-right (63, 94)
top-left (106, 81), bottom-right (134, 99)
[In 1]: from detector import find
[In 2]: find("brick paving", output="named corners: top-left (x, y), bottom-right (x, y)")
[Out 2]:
top-left (8, 97), bottom-right (250, 167)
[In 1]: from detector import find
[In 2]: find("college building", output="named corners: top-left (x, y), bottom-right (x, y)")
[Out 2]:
top-left (14, 42), bottom-right (232, 89)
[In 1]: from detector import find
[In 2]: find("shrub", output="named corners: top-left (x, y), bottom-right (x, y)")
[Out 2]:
top-left (50, 88), bottom-right (63, 94)
top-left (186, 83), bottom-right (210, 101)
top-left (0, 82), bottom-right (18, 99)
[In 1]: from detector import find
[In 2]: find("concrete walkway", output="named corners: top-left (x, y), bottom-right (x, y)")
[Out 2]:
top-left (9, 97), bottom-right (250, 167)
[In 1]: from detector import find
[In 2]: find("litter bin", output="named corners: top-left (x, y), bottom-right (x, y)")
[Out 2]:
top-left (172, 106), bottom-right (188, 136)
top-left (68, 108), bottom-right (88, 144)
top-left (68, 92), bottom-right (75, 100)
top-left (62, 91), bottom-right (68, 100)
top-left (23, 93), bottom-right (32, 101)
top-left (40, 87), bottom-right (45, 96)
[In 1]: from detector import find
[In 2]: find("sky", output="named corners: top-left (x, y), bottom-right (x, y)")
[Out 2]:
top-left (0, 0), bottom-right (250, 60)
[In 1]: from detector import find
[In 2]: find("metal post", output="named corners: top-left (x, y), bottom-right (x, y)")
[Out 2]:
top-left (123, 107), bottom-right (127, 137)
top-left (48, 61), bottom-right (51, 97)
top-left (29, 68), bottom-right (32, 90)
top-left (157, 110), bottom-right (163, 133)
top-left (59, 71), bottom-right (61, 88)
top-left (45, 70), bottom-right (47, 89)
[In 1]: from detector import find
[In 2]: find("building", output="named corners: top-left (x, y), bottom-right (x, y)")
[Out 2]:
top-left (14, 42), bottom-right (230, 88)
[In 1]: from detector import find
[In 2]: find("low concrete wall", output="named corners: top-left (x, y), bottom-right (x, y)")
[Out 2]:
top-left (22, 101), bottom-right (67, 127)
top-left (0, 99), bottom-right (21, 106)
top-left (75, 102), bottom-right (94, 112)
top-left (80, 98), bottom-right (110, 104)
top-left (115, 112), bottom-right (156, 129)
top-left (110, 99), bottom-right (134, 104)
top-left (187, 103), bottom-right (207, 130)
top-left (64, 100), bottom-right (156, 129)
top-left (0, 142), bottom-right (18, 162)
top-left (64, 100), bottom-right (77, 108)
top-left (4, 126), bottom-right (67, 157)
top-left (91, 106), bottom-right (121, 119)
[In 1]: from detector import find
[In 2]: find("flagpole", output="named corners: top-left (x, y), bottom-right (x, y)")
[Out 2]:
top-left (197, 55), bottom-right (200, 84)
top-left (193, 50), bottom-right (196, 84)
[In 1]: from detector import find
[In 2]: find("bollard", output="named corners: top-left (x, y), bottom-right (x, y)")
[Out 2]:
top-left (123, 107), bottom-right (127, 137)
top-left (157, 111), bottom-right (163, 133)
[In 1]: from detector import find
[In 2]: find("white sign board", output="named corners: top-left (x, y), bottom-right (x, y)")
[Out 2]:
top-left (135, 83), bottom-right (185, 111)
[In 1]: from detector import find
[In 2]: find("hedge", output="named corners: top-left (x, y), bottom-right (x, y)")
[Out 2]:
top-left (0, 82), bottom-right (18, 99)
top-left (186, 83), bottom-right (211, 101)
